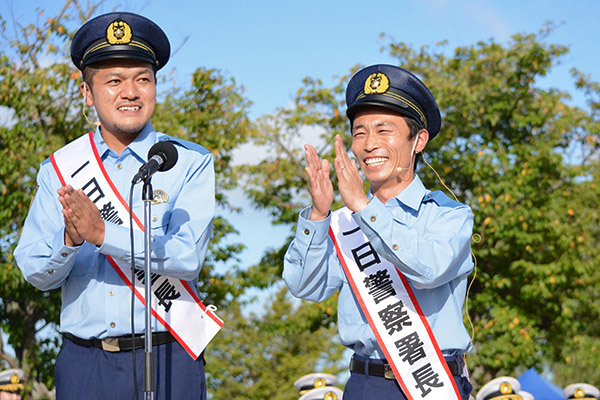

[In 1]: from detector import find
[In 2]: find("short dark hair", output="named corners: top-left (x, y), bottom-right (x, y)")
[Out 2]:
top-left (82, 65), bottom-right (99, 88)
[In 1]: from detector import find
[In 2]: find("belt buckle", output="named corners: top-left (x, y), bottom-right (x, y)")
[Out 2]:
top-left (101, 337), bottom-right (120, 352)
top-left (383, 364), bottom-right (395, 380)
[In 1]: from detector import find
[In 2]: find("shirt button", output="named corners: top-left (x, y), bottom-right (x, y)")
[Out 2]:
top-left (109, 290), bottom-right (115, 296)
top-left (48, 269), bottom-right (54, 275)
top-left (304, 229), bottom-right (310, 235)
top-left (152, 216), bottom-right (158, 222)
top-left (61, 252), bottom-right (67, 257)
top-left (117, 164), bottom-right (123, 170)
top-left (370, 216), bottom-right (376, 222)
top-left (393, 244), bottom-right (399, 251)
top-left (110, 322), bottom-right (116, 328)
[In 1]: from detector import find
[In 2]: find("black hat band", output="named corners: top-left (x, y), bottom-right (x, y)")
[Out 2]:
top-left (81, 36), bottom-right (156, 68)
top-left (352, 87), bottom-right (428, 128)
top-left (482, 392), bottom-right (521, 400)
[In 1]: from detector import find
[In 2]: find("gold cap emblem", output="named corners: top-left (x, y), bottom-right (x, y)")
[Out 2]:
top-left (500, 382), bottom-right (513, 394)
top-left (106, 20), bottom-right (132, 44)
top-left (574, 388), bottom-right (585, 398)
top-left (314, 378), bottom-right (326, 388)
top-left (364, 72), bottom-right (390, 95)
top-left (10, 373), bottom-right (20, 384)
top-left (324, 392), bottom-right (337, 400)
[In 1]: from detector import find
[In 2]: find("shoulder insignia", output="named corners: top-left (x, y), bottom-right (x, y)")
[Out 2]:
top-left (157, 135), bottom-right (210, 155)
top-left (423, 190), bottom-right (463, 209)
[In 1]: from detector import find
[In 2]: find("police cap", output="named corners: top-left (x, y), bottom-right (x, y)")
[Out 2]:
top-left (517, 390), bottom-right (534, 400)
top-left (0, 368), bottom-right (25, 392)
top-left (70, 12), bottom-right (170, 71)
top-left (564, 383), bottom-right (600, 399)
top-left (345, 64), bottom-right (441, 140)
top-left (298, 386), bottom-right (344, 400)
top-left (475, 376), bottom-right (522, 400)
top-left (294, 372), bottom-right (339, 393)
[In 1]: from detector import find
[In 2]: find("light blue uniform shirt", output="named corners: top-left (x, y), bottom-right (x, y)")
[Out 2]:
top-left (283, 175), bottom-right (474, 359)
top-left (14, 123), bottom-right (215, 339)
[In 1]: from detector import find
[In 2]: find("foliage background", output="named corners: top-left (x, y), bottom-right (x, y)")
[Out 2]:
top-left (1, 1), bottom-right (598, 399)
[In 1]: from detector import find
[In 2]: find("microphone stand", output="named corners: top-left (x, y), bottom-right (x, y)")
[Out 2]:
top-left (142, 178), bottom-right (154, 400)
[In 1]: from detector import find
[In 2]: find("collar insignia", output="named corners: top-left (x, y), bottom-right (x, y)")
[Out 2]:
top-left (152, 189), bottom-right (168, 204)
top-left (106, 20), bottom-right (132, 44)
top-left (364, 72), bottom-right (390, 95)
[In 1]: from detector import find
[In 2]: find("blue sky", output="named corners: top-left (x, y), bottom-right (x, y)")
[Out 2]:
top-left (4, 0), bottom-right (599, 268)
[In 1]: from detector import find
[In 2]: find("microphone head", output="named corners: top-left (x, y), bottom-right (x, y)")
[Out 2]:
top-left (148, 141), bottom-right (178, 172)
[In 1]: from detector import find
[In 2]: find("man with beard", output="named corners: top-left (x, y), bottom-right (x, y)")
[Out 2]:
top-left (14, 12), bottom-right (216, 399)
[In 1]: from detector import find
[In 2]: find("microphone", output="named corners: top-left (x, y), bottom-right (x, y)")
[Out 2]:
top-left (396, 137), bottom-right (420, 173)
top-left (132, 141), bottom-right (178, 184)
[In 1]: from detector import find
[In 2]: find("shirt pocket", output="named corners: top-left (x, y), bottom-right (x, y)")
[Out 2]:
top-left (133, 201), bottom-right (174, 235)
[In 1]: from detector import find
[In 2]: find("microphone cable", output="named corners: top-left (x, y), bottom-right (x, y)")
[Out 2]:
top-left (421, 153), bottom-right (479, 349)
top-left (128, 183), bottom-right (141, 400)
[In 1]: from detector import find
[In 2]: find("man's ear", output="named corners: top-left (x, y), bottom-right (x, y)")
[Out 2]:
top-left (80, 82), bottom-right (94, 107)
top-left (415, 129), bottom-right (429, 153)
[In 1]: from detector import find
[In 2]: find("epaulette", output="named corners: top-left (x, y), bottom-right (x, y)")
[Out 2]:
top-left (157, 134), bottom-right (210, 155)
top-left (423, 190), bottom-right (464, 209)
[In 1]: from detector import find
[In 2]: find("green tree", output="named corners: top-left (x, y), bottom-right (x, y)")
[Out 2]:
top-left (238, 26), bottom-right (600, 388)
top-left (152, 66), bottom-right (257, 308)
top-left (0, 3), bottom-right (95, 396)
top-left (0, 1), bottom-right (255, 397)
top-left (206, 287), bottom-right (345, 400)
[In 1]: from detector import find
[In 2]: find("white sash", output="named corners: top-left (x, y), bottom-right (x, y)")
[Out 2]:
top-left (50, 132), bottom-right (223, 359)
top-left (329, 208), bottom-right (461, 399)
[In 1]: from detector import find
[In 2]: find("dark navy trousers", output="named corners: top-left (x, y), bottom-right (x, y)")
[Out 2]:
top-left (343, 354), bottom-right (473, 400)
top-left (55, 337), bottom-right (206, 400)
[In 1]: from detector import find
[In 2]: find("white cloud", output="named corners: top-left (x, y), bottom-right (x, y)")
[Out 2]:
top-left (0, 106), bottom-right (16, 128)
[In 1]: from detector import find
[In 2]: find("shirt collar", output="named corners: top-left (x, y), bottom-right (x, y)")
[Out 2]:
top-left (391, 174), bottom-right (429, 211)
top-left (92, 122), bottom-right (157, 160)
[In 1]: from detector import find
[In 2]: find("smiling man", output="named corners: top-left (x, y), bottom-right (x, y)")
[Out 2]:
top-left (283, 64), bottom-right (474, 400)
top-left (14, 12), bottom-right (216, 400)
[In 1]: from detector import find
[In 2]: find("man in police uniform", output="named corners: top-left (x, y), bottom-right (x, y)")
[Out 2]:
top-left (0, 369), bottom-right (24, 400)
top-left (283, 64), bottom-right (474, 399)
top-left (14, 12), bottom-right (215, 399)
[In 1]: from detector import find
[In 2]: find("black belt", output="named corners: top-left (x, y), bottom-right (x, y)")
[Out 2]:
top-left (64, 331), bottom-right (176, 352)
top-left (350, 357), bottom-right (462, 380)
